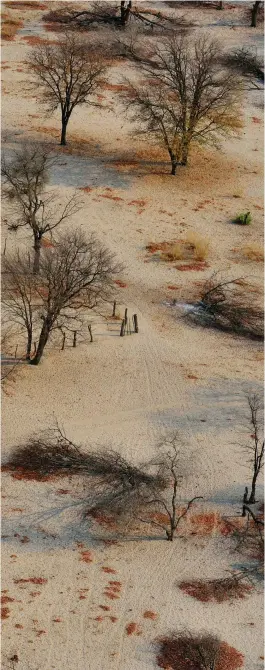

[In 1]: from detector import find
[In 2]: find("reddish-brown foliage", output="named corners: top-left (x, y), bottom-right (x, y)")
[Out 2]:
top-left (143, 610), bottom-right (157, 620)
top-left (29, 592), bottom-right (41, 597)
top-left (14, 578), bottom-right (47, 585)
top-left (5, 1), bottom-right (46, 8)
top-left (2, 464), bottom-right (68, 482)
top-left (79, 550), bottom-right (93, 564)
top-left (177, 262), bottom-right (209, 271)
top-left (21, 35), bottom-right (57, 45)
top-left (126, 622), bottom-right (139, 635)
top-left (79, 186), bottom-right (93, 193)
top-left (157, 636), bottom-right (244, 670)
top-left (100, 194), bottom-right (124, 202)
top-left (109, 616), bottom-right (118, 623)
top-left (1, 607), bottom-right (10, 620)
top-left (15, 623), bottom-right (24, 629)
top-left (108, 581), bottom-right (121, 587)
top-left (114, 279), bottom-right (127, 288)
top-left (179, 578), bottom-right (253, 603)
top-left (104, 591), bottom-right (120, 600)
top-left (53, 617), bottom-right (63, 622)
top-left (128, 199), bottom-right (147, 208)
top-left (167, 285), bottom-right (180, 290)
top-left (87, 509), bottom-right (116, 528)
top-left (95, 615), bottom-right (104, 622)
top-left (36, 630), bottom-right (47, 636)
top-left (56, 489), bottom-right (71, 495)
top-left (102, 567), bottom-right (117, 574)
top-left (1, 596), bottom-right (14, 605)
top-left (99, 605), bottom-right (110, 611)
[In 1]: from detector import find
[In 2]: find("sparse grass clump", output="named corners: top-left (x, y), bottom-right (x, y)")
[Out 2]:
top-left (233, 211), bottom-right (252, 225)
top-left (147, 233), bottom-right (210, 264)
top-left (241, 243), bottom-right (264, 262)
top-left (1, 15), bottom-right (23, 40)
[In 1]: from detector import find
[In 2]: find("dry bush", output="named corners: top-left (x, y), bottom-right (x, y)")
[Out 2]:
top-left (156, 632), bottom-right (244, 670)
top-left (1, 15), bottom-right (23, 40)
top-left (241, 243), bottom-right (264, 262)
top-left (147, 233), bottom-right (210, 263)
top-left (179, 576), bottom-right (253, 603)
top-left (186, 275), bottom-right (264, 340)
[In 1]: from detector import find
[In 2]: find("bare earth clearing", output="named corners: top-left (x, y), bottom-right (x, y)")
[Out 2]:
top-left (1, 2), bottom-right (264, 670)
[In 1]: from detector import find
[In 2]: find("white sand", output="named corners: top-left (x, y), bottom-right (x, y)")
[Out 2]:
top-left (2, 2), bottom-right (264, 669)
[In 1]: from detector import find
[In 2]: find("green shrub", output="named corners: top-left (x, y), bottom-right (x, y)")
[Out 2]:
top-left (233, 211), bottom-right (252, 225)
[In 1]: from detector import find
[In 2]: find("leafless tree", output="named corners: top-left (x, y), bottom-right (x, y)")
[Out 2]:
top-left (2, 144), bottom-right (82, 273)
top-left (5, 430), bottom-right (201, 541)
top-left (2, 254), bottom-right (36, 360)
top-left (44, 1), bottom-right (189, 35)
top-left (120, 34), bottom-right (242, 174)
top-left (251, 1), bottom-right (262, 27)
top-left (156, 631), bottom-right (244, 670)
top-left (243, 394), bottom-right (264, 505)
top-left (223, 46), bottom-right (264, 89)
top-left (87, 433), bottom-right (202, 540)
top-left (2, 229), bottom-right (121, 365)
top-left (186, 274), bottom-right (264, 340)
top-left (28, 32), bottom-right (107, 146)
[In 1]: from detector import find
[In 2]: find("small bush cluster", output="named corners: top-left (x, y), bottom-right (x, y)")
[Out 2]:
top-left (241, 243), bottom-right (264, 262)
top-left (233, 211), bottom-right (252, 225)
top-left (146, 233), bottom-right (210, 263)
top-left (179, 576), bottom-right (253, 603)
top-left (156, 633), bottom-right (244, 670)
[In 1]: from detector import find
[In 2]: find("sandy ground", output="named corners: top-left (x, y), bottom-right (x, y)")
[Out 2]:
top-left (1, 2), bottom-right (264, 669)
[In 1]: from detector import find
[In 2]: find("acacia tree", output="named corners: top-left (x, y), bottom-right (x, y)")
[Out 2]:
top-left (2, 229), bottom-right (120, 365)
top-left (243, 393), bottom-right (264, 505)
top-left (121, 35), bottom-right (242, 174)
top-left (2, 253), bottom-right (36, 360)
top-left (2, 144), bottom-right (81, 273)
top-left (28, 33), bottom-right (107, 146)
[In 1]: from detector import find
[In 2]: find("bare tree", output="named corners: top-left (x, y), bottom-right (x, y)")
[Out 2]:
top-left (243, 393), bottom-right (264, 505)
top-left (2, 253), bottom-right (36, 360)
top-left (87, 433), bottom-right (202, 540)
top-left (120, 35), bottom-right (242, 174)
top-left (156, 631), bottom-right (244, 670)
top-left (3, 229), bottom-right (121, 365)
top-left (223, 47), bottom-right (264, 89)
top-left (44, 2), bottom-right (189, 35)
top-left (251, 1), bottom-right (262, 27)
top-left (28, 33), bottom-right (107, 146)
top-left (5, 430), bottom-right (201, 541)
top-left (2, 144), bottom-right (81, 273)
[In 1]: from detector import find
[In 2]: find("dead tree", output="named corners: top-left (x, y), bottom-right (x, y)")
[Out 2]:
top-left (251, 1), bottom-right (262, 27)
top-left (244, 393), bottom-right (264, 504)
top-left (3, 229), bottom-right (121, 365)
top-left (120, 35), bottom-right (242, 174)
top-left (2, 253), bottom-right (36, 360)
top-left (28, 33), bottom-right (107, 146)
top-left (2, 144), bottom-right (81, 273)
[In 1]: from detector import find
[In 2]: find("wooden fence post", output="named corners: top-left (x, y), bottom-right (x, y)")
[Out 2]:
top-left (14, 344), bottom-right (18, 359)
top-left (88, 324), bottom-right (93, 343)
top-left (120, 319), bottom-right (125, 337)
top-left (3, 238), bottom-right (7, 256)
top-left (112, 300), bottom-right (116, 317)
top-left (133, 314), bottom-right (139, 333)
top-left (124, 308), bottom-right (128, 325)
top-left (61, 332), bottom-right (66, 351)
top-left (73, 331), bottom-right (77, 348)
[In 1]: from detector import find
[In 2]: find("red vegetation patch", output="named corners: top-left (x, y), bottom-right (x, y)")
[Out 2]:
top-left (128, 199), bottom-right (147, 208)
top-left (252, 117), bottom-right (262, 124)
top-left (79, 186), bottom-right (93, 193)
top-left (42, 237), bottom-right (54, 249)
top-left (187, 374), bottom-right (199, 380)
top-left (109, 615), bottom-right (118, 623)
top-left (102, 567), bottom-right (117, 574)
top-left (14, 578), bottom-right (47, 585)
top-left (1, 607), bottom-right (10, 620)
top-left (29, 592), bottom-right (41, 597)
top-left (1, 596), bottom-right (15, 605)
top-left (21, 35), bottom-right (57, 45)
top-left (53, 617), bottom-right (63, 623)
top-left (79, 550), bottom-right (93, 564)
top-left (87, 508), bottom-right (117, 529)
top-left (99, 81), bottom-right (131, 93)
top-left (177, 262), bottom-right (209, 271)
top-left (114, 279), bottom-right (127, 288)
top-left (143, 610), bottom-right (157, 620)
top-left (104, 591), bottom-right (120, 600)
top-left (167, 285), bottom-right (179, 290)
top-left (36, 630), bottom-right (47, 636)
top-left (126, 622), bottom-right (142, 636)
top-left (157, 637), bottom-right (244, 670)
top-left (5, 1), bottom-right (46, 7)
top-left (100, 193), bottom-right (124, 202)
top-left (56, 489), bottom-right (71, 495)
top-left (2, 464), bottom-right (68, 482)
top-left (15, 623), bottom-right (23, 629)
top-left (179, 578), bottom-right (253, 603)
top-left (99, 605), bottom-right (110, 611)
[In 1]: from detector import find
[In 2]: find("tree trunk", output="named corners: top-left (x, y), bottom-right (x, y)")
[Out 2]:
top-left (248, 472), bottom-right (258, 503)
top-left (60, 117), bottom-right (68, 146)
top-left (33, 234), bottom-right (42, 274)
top-left (181, 142), bottom-right (190, 166)
top-left (218, 1), bottom-right (223, 8)
top-left (29, 322), bottom-right (50, 365)
top-left (251, 1), bottom-right (261, 27)
top-left (26, 329), bottom-right (32, 361)
top-left (120, 0), bottom-right (131, 25)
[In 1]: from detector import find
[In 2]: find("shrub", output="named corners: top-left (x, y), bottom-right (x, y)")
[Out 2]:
top-left (185, 231), bottom-right (210, 261)
top-left (233, 211), bottom-right (252, 225)
top-left (241, 243), bottom-right (264, 262)
top-left (156, 632), bottom-right (244, 670)
top-left (148, 233), bottom-right (210, 263)
top-left (179, 576), bottom-right (253, 603)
